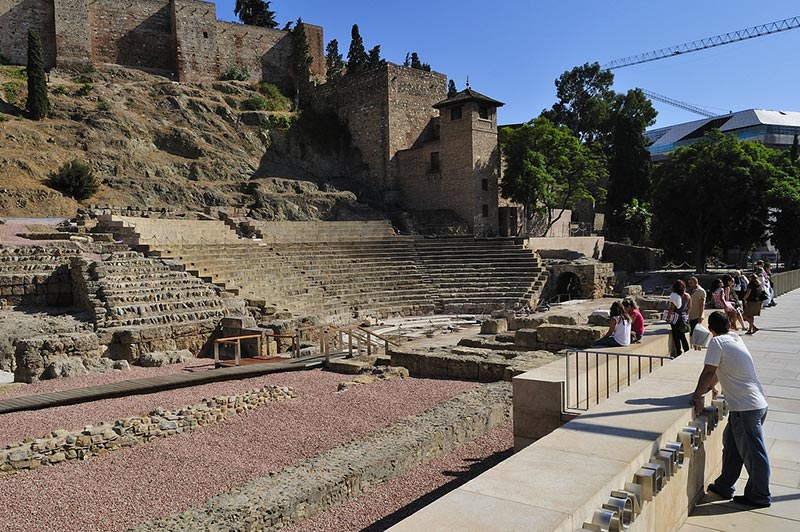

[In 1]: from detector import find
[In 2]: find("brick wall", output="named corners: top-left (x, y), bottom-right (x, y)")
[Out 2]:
top-left (0, 0), bottom-right (56, 67)
top-left (89, 0), bottom-right (176, 74)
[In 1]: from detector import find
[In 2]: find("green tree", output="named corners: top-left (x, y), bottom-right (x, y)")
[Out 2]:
top-left (447, 80), bottom-right (457, 97)
top-left (618, 198), bottom-right (652, 245)
top-left (234, 0), bottom-right (277, 28)
top-left (605, 88), bottom-right (657, 240)
top-left (500, 117), bottom-right (605, 237)
top-left (26, 29), bottom-right (49, 120)
top-left (791, 131), bottom-right (799, 161)
top-left (407, 52), bottom-right (430, 71)
top-left (325, 39), bottom-right (344, 80)
top-left (767, 153), bottom-right (800, 267)
top-left (290, 18), bottom-right (311, 108)
top-left (651, 130), bottom-right (775, 273)
top-left (347, 24), bottom-right (368, 74)
top-left (367, 45), bottom-right (383, 68)
top-left (541, 62), bottom-right (615, 145)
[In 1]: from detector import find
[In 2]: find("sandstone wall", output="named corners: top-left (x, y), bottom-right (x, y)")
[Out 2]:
top-left (53, 0), bottom-right (90, 66)
top-left (14, 332), bottom-right (104, 383)
top-left (172, 0), bottom-right (218, 82)
top-left (0, 0), bottom-right (56, 67)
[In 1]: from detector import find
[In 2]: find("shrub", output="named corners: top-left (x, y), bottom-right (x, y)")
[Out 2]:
top-left (74, 74), bottom-right (93, 84)
top-left (76, 83), bottom-right (93, 96)
top-left (50, 160), bottom-right (100, 200)
top-left (220, 65), bottom-right (249, 81)
top-left (2, 80), bottom-right (24, 105)
top-left (263, 113), bottom-right (295, 130)
top-left (97, 100), bottom-right (111, 112)
top-left (0, 66), bottom-right (26, 79)
top-left (52, 84), bottom-right (68, 95)
top-left (252, 82), bottom-right (291, 110)
top-left (241, 95), bottom-right (270, 111)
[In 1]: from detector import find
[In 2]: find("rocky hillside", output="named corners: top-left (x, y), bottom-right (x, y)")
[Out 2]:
top-left (0, 65), bottom-right (373, 219)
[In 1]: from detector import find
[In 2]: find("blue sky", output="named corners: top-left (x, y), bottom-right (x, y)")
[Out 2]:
top-left (215, 1), bottom-right (800, 128)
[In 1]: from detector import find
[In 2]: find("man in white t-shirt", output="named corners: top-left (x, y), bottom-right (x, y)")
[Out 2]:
top-left (691, 310), bottom-right (771, 508)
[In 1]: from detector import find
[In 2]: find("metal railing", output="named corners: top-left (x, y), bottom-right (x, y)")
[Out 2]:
top-left (771, 269), bottom-right (800, 297)
top-left (565, 349), bottom-right (672, 411)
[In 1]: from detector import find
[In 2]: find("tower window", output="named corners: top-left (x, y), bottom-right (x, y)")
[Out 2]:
top-left (482, 204), bottom-right (489, 217)
top-left (479, 106), bottom-right (490, 119)
top-left (481, 179), bottom-right (488, 191)
top-left (450, 106), bottom-right (463, 120)
top-left (203, 31), bottom-right (209, 39)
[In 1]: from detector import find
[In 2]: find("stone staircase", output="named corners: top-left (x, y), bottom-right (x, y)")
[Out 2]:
top-left (412, 238), bottom-right (548, 314)
top-left (109, 218), bottom-right (548, 323)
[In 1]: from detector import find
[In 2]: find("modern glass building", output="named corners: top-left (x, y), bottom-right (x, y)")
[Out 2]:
top-left (647, 109), bottom-right (800, 160)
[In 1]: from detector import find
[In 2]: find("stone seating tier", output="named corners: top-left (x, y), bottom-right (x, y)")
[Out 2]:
top-left (246, 220), bottom-right (397, 242)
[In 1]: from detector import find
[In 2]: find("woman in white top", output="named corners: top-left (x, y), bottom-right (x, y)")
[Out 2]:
top-left (668, 279), bottom-right (692, 357)
top-left (592, 301), bottom-right (632, 348)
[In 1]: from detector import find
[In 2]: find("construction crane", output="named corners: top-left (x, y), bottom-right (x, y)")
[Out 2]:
top-left (640, 89), bottom-right (718, 118)
top-left (605, 15), bottom-right (800, 70)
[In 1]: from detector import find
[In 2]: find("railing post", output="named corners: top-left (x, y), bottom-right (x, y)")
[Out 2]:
top-left (324, 329), bottom-right (330, 365)
top-left (214, 341), bottom-right (219, 365)
top-left (235, 340), bottom-right (241, 366)
top-left (295, 329), bottom-right (301, 358)
top-left (366, 331), bottom-right (372, 357)
top-left (348, 331), bottom-right (354, 358)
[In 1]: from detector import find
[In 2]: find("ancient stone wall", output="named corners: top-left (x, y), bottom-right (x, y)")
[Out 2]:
top-left (1, 0), bottom-right (324, 86)
top-left (0, 0), bottom-right (56, 67)
top-left (52, 0), bottom-right (90, 66)
top-left (311, 63), bottom-right (446, 203)
top-left (0, 386), bottom-right (296, 476)
top-left (172, 0), bottom-right (218, 82)
top-left (603, 241), bottom-right (664, 272)
top-left (89, 0), bottom-right (176, 74)
top-left (0, 246), bottom-right (77, 307)
top-left (14, 332), bottom-right (105, 383)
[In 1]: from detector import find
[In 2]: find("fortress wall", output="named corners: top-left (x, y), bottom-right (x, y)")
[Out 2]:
top-left (89, 0), bottom-right (176, 74)
top-left (172, 0), bottom-right (218, 82)
top-left (0, 0), bottom-right (56, 67)
top-left (53, 0), bottom-right (90, 66)
top-left (215, 20), bottom-right (292, 88)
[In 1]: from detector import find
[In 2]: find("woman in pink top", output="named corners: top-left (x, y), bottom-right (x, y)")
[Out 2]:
top-left (622, 298), bottom-right (645, 343)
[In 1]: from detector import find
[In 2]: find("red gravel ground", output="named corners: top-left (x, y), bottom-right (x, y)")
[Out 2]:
top-left (0, 371), bottom-right (477, 532)
top-left (284, 422), bottom-right (514, 532)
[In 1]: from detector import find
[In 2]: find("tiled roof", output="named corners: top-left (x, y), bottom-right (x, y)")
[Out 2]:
top-left (433, 88), bottom-right (504, 109)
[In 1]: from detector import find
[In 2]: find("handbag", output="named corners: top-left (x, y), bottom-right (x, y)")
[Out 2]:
top-left (759, 290), bottom-right (768, 301)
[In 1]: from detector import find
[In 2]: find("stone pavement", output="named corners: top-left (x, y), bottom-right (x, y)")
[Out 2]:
top-left (680, 289), bottom-right (800, 532)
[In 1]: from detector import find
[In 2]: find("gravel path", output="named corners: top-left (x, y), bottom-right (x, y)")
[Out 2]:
top-left (284, 422), bottom-right (514, 532)
top-left (0, 372), bottom-right (477, 532)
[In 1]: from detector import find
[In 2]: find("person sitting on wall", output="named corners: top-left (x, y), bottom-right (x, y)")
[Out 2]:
top-left (622, 298), bottom-right (644, 343)
top-left (591, 301), bottom-right (631, 348)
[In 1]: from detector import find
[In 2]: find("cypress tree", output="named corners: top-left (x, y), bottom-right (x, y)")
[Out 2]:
top-left (26, 29), bottom-right (49, 120)
top-left (791, 132), bottom-right (799, 162)
top-left (367, 45), bottom-right (383, 68)
top-left (234, 0), bottom-right (278, 28)
top-left (325, 39), bottom-right (344, 80)
top-left (290, 18), bottom-right (311, 108)
top-left (447, 80), bottom-right (457, 97)
top-left (347, 24), bottom-right (368, 74)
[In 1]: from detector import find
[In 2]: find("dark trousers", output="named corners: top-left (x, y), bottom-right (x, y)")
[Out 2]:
top-left (690, 318), bottom-right (701, 335)
top-left (671, 322), bottom-right (689, 356)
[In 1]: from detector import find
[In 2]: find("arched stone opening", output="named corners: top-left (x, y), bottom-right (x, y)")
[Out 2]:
top-left (556, 272), bottom-right (582, 299)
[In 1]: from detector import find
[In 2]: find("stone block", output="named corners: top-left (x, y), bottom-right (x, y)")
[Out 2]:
top-left (587, 311), bottom-right (611, 326)
top-left (534, 324), bottom-right (605, 348)
top-left (495, 333), bottom-right (516, 343)
top-left (446, 356), bottom-right (479, 380)
top-left (508, 316), bottom-right (546, 331)
top-left (514, 329), bottom-right (539, 348)
top-left (42, 358), bottom-right (88, 380)
top-left (623, 285), bottom-right (643, 297)
top-left (137, 350), bottom-right (194, 367)
top-left (547, 314), bottom-right (578, 325)
top-left (327, 357), bottom-right (375, 375)
top-left (480, 318), bottom-right (507, 335)
top-left (636, 296), bottom-right (671, 311)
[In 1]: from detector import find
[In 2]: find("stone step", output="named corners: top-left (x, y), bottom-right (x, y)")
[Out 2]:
top-left (102, 308), bottom-right (227, 329)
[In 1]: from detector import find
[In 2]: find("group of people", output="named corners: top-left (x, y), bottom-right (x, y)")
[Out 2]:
top-left (668, 261), bottom-right (777, 356)
top-left (591, 298), bottom-right (645, 348)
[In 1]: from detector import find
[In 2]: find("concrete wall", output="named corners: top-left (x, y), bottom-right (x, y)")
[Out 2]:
top-left (0, 0), bottom-right (56, 67)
